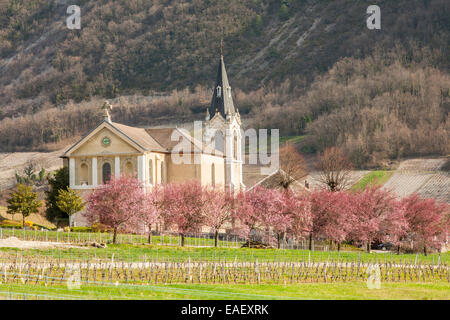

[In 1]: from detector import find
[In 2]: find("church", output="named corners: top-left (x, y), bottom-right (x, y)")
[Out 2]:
top-left (61, 54), bottom-right (244, 225)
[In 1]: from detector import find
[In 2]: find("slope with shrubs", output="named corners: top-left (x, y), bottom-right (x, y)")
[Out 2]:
top-left (254, 49), bottom-right (450, 167)
top-left (0, 0), bottom-right (449, 168)
top-left (1, 0), bottom-right (449, 118)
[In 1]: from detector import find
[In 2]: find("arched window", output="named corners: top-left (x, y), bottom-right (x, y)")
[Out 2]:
top-left (102, 162), bottom-right (111, 184)
top-left (216, 86), bottom-right (222, 98)
top-left (80, 163), bottom-right (89, 185)
top-left (211, 163), bottom-right (215, 187)
top-left (148, 159), bottom-right (153, 185)
top-left (214, 130), bottom-right (224, 153)
top-left (124, 161), bottom-right (133, 176)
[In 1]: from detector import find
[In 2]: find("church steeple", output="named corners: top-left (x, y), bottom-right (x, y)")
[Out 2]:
top-left (209, 54), bottom-right (235, 118)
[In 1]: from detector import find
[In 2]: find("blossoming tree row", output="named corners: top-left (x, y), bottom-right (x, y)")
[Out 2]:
top-left (84, 176), bottom-right (449, 254)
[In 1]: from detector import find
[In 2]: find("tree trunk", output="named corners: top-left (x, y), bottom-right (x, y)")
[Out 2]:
top-left (309, 233), bottom-right (313, 251)
top-left (113, 228), bottom-right (117, 244)
top-left (367, 240), bottom-right (371, 253)
top-left (22, 215), bottom-right (25, 229)
top-left (424, 245), bottom-right (427, 256)
top-left (181, 234), bottom-right (185, 247)
top-left (148, 232), bottom-right (152, 244)
top-left (277, 234), bottom-right (281, 249)
top-left (214, 230), bottom-right (218, 248)
top-left (337, 242), bottom-right (341, 252)
top-left (397, 245), bottom-right (400, 255)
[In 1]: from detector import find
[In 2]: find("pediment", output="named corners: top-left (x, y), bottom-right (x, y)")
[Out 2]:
top-left (64, 122), bottom-right (144, 157)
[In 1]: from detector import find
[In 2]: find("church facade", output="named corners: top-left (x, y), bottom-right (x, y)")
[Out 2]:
top-left (61, 55), bottom-right (244, 225)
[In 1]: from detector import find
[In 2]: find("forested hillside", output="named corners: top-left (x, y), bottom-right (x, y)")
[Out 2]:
top-left (0, 0), bottom-right (449, 167)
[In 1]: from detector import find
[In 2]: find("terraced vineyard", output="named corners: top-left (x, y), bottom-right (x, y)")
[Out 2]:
top-left (0, 151), bottom-right (63, 191)
top-left (383, 158), bottom-right (449, 203)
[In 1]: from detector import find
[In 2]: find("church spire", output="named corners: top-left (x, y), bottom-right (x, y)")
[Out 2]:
top-left (209, 53), bottom-right (235, 119)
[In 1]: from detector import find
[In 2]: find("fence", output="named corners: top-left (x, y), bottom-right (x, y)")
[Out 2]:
top-left (0, 227), bottom-right (330, 250)
top-left (0, 252), bottom-right (448, 288)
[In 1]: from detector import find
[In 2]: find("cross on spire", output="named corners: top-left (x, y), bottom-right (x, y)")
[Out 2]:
top-left (102, 101), bottom-right (113, 123)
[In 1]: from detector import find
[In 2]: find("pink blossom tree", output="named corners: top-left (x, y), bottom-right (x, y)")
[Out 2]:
top-left (233, 186), bottom-right (282, 247)
top-left (401, 194), bottom-right (450, 255)
top-left (283, 191), bottom-right (312, 244)
top-left (138, 188), bottom-right (161, 243)
top-left (309, 189), bottom-right (353, 251)
top-left (159, 181), bottom-right (206, 246)
top-left (348, 186), bottom-right (407, 253)
top-left (203, 187), bottom-right (234, 247)
top-left (84, 176), bottom-right (148, 243)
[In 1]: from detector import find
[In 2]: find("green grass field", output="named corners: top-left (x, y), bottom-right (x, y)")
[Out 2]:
top-left (351, 171), bottom-right (394, 191)
top-left (1, 244), bottom-right (447, 264)
top-left (1, 282), bottom-right (448, 300)
top-left (1, 243), bottom-right (448, 300)
top-left (0, 227), bottom-right (239, 247)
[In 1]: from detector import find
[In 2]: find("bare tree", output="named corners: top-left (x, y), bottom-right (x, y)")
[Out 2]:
top-left (275, 143), bottom-right (308, 190)
top-left (316, 147), bottom-right (353, 192)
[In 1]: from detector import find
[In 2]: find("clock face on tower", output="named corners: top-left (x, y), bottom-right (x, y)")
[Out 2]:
top-left (102, 136), bottom-right (111, 147)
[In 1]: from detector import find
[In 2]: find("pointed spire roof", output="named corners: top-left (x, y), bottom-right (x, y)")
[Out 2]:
top-left (209, 55), bottom-right (235, 118)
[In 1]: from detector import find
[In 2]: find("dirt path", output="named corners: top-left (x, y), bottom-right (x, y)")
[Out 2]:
top-left (0, 237), bottom-right (84, 249)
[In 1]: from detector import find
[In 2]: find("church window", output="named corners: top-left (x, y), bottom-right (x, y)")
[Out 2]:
top-left (214, 131), bottom-right (224, 153)
top-left (102, 162), bottom-right (111, 184)
top-left (216, 86), bottom-right (222, 98)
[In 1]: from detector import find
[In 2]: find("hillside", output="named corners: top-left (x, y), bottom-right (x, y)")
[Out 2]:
top-left (0, 0), bottom-right (449, 167)
top-left (383, 158), bottom-right (449, 203)
top-left (0, 150), bottom-right (63, 191)
top-left (1, 0), bottom-right (449, 119)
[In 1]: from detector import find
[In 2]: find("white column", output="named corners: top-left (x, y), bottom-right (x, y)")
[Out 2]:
top-left (225, 128), bottom-right (234, 190)
top-left (115, 156), bottom-right (120, 179)
top-left (238, 131), bottom-right (244, 187)
top-left (137, 155), bottom-right (146, 184)
top-left (69, 158), bottom-right (75, 187)
top-left (92, 157), bottom-right (98, 187)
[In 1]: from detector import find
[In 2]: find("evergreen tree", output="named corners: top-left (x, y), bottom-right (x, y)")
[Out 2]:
top-left (45, 167), bottom-right (69, 222)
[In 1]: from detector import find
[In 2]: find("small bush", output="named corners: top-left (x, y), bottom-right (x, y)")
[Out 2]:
top-left (0, 224), bottom-right (23, 229)
top-left (92, 223), bottom-right (113, 233)
top-left (71, 227), bottom-right (92, 232)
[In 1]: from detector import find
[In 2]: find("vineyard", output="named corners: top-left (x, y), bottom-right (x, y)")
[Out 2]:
top-left (0, 245), bottom-right (448, 300)
top-left (383, 158), bottom-right (449, 203)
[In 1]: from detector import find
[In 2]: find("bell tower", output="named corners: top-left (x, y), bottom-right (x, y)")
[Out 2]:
top-left (204, 54), bottom-right (244, 192)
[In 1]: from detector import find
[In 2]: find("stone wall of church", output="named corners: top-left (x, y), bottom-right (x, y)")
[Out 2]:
top-left (200, 154), bottom-right (225, 187)
top-left (166, 153), bottom-right (198, 183)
